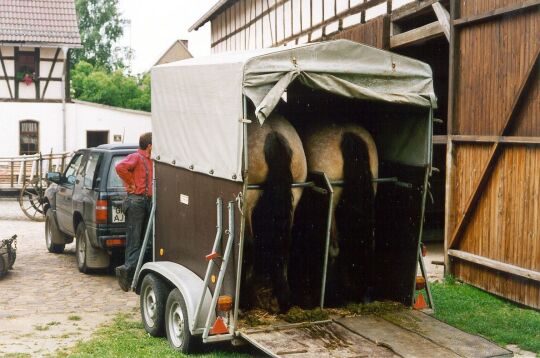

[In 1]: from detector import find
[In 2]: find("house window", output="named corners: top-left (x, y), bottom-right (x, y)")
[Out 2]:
top-left (15, 51), bottom-right (36, 82)
top-left (20, 120), bottom-right (39, 155)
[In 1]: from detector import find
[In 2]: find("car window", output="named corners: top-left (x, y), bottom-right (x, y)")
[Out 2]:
top-left (83, 153), bottom-right (102, 188)
top-left (63, 154), bottom-right (83, 185)
top-left (107, 155), bottom-right (127, 189)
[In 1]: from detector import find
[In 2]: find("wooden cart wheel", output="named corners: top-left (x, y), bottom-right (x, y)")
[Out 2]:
top-left (19, 178), bottom-right (47, 222)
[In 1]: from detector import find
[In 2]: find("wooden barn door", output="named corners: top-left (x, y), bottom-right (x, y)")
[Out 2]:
top-left (445, 0), bottom-right (540, 308)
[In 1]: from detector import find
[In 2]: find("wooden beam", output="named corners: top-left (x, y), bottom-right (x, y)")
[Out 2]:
top-left (390, 21), bottom-right (443, 48)
top-left (448, 250), bottom-right (540, 282)
top-left (444, 0), bottom-right (460, 275)
top-left (432, 135), bottom-right (447, 144)
top-left (454, 0), bottom-right (540, 27)
top-left (451, 135), bottom-right (540, 145)
top-left (0, 47), bottom-right (13, 99)
top-left (391, 0), bottom-right (439, 21)
top-left (432, 2), bottom-right (450, 41)
top-left (449, 47), bottom-right (540, 250)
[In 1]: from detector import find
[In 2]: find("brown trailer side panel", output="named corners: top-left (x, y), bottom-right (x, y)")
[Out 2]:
top-left (154, 162), bottom-right (243, 297)
top-left (446, 0), bottom-right (540, 308)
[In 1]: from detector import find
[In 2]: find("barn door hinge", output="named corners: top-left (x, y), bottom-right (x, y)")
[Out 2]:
top-left (239, 118), bottom-right (252, 123)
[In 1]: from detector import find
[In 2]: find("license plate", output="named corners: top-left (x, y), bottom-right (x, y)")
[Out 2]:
top-left (112, 205), bottom-right (125, 223)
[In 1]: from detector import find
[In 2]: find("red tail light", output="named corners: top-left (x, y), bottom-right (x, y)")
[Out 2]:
top-left (105, 238), bottom-right (125, 248)
top-left (96, 200), bottom-right (108, 224)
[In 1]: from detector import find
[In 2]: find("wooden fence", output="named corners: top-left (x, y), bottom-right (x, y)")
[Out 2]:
top-left (0, 152), bottom-right (72, 189)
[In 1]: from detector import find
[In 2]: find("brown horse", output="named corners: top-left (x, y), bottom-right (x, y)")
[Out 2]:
top-left (290, 123), bottom-right (378, 307)
top-left (243, 112), bottom-right (307, 313)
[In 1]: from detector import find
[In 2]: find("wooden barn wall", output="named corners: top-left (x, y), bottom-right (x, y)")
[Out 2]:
top-left (328, 15), bottom-right (389, 49)
top-left (447, 0), bottom-right (540, 308)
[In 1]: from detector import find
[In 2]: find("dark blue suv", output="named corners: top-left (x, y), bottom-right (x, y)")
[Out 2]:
top-left (44, 144), bottom-right (137, 273)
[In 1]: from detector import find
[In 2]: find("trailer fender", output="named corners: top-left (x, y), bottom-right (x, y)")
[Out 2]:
top-left (137, 261), bottom-right (215, 334)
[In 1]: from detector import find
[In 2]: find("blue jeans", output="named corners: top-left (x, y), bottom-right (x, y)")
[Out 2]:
top-left (124, 194), bottom-right (151, 272)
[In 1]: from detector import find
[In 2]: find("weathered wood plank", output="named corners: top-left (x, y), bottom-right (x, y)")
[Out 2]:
top-left (337, 316), bottom-right (461, 358)
top-left (451, 135), bottom-right (540, 144)
top-left (390, 21), bottom-right (444, 48)
top-left (449, 249), bottom-right (540, 282)
top-left (432, 2), bottom-right (450, 41)
top-left (391, 0), bottom-right (439, 21)
top-left (449, 47), bottom-right (540, 250)
top-left (382, 310), bottom-right (513, 358)
top-left (454, 0), bottom-right (540, 28)
top-left (240, 321), bottom-right (399, 357)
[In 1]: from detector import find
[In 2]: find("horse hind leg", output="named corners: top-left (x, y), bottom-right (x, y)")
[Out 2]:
top-left (335, 132), bottom-right (376, 303)
top-left (251, 131), bottom-right (294, 312)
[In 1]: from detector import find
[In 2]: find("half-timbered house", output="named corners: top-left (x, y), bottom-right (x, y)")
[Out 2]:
top-left (0, 0), bottom-right (150, 157)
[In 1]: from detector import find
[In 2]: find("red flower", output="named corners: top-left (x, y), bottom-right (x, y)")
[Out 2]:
top-left (23, 74), bottom-right (33, 86)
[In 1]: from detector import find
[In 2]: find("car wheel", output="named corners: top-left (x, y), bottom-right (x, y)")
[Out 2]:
top-left (0, 254), bottom-right (7, 278)
top-left (75, 222), bottom-right (89, 273)
top-left (165, 288), bottom-right (194, 353)
top-left (140, 274), bottom-right (169, 337)
top-left (45, 210), bottom-right (66, 254)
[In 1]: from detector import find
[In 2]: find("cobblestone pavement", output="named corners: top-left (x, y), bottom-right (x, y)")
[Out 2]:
top-left (0, 199), bottom-right (138, 357)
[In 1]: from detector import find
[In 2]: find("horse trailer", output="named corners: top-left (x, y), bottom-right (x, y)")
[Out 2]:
top-left (132, 40), bottom-right (511, 357)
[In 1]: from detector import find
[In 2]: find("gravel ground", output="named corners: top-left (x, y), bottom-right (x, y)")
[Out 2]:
top-left (0, 199), bottom-right (138, 357)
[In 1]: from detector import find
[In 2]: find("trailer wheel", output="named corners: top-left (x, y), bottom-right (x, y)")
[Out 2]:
top-left (140, 274), bottom-right (168, 337)
top-left (165, 288), bottom-right (194, 353)
top-left (75, 222), bottom-right (89, 273)
top-left (45, 210), bottom-right (65, 254)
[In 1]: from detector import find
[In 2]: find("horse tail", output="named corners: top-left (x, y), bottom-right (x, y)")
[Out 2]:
top-left (335, 132), bottom-right (376, 300)
top-left (251, 131), bottom-right (293, 306)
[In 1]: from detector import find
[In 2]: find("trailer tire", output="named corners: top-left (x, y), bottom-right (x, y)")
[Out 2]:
top-left (140, 274), bottom-right (168, 337)
top-left (75, 222), bottom-right (89, 273)
top-left (165, 288), bottom-right (194, 353)
top-left (45, 210), bottom-right (66, 254)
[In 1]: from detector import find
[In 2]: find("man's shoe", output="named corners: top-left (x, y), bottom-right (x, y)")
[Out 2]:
top-left (115, 265), bottom-right (130, 292)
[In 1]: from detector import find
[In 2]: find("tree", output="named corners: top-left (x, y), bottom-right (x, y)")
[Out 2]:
top-left (72, 0), bottom-right (126, 70)
top-left (71, 61), bottom-right (151, 112)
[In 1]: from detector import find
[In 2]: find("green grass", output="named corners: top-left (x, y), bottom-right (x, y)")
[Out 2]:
top-left (53, 313), bottom-right (257, 358)
top-left (68, 315), bottom-right (82, 321)
top-left (431, 277), bottom-right (540, 354)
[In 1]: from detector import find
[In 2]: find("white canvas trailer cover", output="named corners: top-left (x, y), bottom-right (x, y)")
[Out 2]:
top-left (151, 39), bottom-right (436, 182)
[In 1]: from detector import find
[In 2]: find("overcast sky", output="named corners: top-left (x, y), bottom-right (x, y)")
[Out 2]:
top-left (117, 0), bottom-right (217, 74)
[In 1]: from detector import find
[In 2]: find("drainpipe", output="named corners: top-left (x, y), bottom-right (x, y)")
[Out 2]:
top-left (61, 47), bottom-right (68, 152)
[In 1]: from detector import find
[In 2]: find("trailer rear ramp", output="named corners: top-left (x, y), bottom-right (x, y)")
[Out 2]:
top-left (238, 310), bottom-right (513, 358)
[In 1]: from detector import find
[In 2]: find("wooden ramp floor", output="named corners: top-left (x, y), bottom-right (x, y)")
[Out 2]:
top-left (239, 310), bottom-right (513, 358)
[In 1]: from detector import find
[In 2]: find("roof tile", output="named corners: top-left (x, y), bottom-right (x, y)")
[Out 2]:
top-left (0, 0), bottom-right (81, 46)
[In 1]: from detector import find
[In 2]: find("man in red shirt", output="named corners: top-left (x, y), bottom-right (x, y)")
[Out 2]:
top-left (115, 132), bottom-right (153, 291)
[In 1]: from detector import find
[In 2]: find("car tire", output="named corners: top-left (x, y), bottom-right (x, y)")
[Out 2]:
top-left (0, 254), bottom-right (7, 278)
top-left (45, 209), bottom-right (66, 254)
top-left (165, 288), bottom-right (195, 354)
top-left (75, 222), bottom-right (90, 273)
top-left (140, 274), bottom-right (169, 337)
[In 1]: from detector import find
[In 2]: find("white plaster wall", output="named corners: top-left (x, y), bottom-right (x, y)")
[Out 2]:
top-left (0, 102), bottom-right (64, 157)
top-left (0, 101), bottom-right (151, 157)
top-left (66, 101), bottom-right (151, 150)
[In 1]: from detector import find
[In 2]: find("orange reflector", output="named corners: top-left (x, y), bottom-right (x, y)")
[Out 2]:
top-left (414, 293), bottom-right (428, 310)
top-left (206, 252), bottom-right (220, 261)
top-left (210, 316), bottom-right (229, 335)
top-left (217, 295), bottom-right (233, 312)
top-left (421, 243), bottom-right (427, 257)
top-left (96, 200), bottom-right (108, 224)
top-left (415, 276), bottom-right (426, 290)
top-left (105, 239), bottom-right (124, 248)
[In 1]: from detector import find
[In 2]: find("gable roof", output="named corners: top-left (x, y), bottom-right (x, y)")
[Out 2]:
top-left (0, 0), bottom-right (82, 47)
top-left (153, 39), bottom-right (193, 67)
